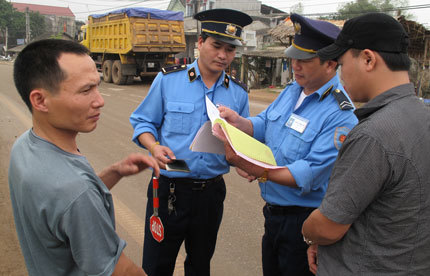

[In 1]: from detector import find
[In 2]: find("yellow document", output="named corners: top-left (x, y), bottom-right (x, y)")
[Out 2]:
top-left (213, 118), bottom-right (277, 166)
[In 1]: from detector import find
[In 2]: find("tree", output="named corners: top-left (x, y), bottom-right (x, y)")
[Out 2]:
top-left (0, 0), bottom-right (16, 46)
top-left (334, 0), bottom-right (410, 20)
top-left (290, 2), bottom-right (304, 15)
top-left (0, 0), bottom-right (46, 48)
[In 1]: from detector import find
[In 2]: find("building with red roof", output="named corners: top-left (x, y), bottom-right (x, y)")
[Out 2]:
top-left (12, 2), bottom-right (76, 38)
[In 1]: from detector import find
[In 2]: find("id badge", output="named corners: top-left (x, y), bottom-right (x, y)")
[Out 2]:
top-left (285, 113), bottom-right (309, 133)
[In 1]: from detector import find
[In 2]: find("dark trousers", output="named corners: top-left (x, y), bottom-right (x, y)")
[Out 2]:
top-left (142, 175), bottom-right (226, 276)
top-left (262, 204), bottom-right (315, 276)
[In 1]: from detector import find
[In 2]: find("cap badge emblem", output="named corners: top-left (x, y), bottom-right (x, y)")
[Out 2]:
top-left (294, 22), bottom-right (301, 35)
top-left (225, 24), bottom-right (237, 36)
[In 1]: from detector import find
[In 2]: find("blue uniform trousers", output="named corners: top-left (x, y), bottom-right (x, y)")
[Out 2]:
top-left (262, 204), bottom-right (315, 276)
top-left (142, 175), bottom-right (226, 276)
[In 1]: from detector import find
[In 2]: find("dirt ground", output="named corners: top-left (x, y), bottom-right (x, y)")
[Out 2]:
top-left (248, 88), bottom-right (281, 103)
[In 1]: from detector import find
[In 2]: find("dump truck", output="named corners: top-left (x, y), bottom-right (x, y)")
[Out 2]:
top-left (81, 7), bottom-right (186, 85)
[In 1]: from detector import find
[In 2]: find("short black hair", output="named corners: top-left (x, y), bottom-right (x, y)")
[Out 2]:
top-left (200, 32), bottom-right (209, 42)
top-left (350, 48), bottom-right (410, 71)
top-left (318, 57), bottom-right (339, 70)
top-left (13, 39), bottom-right (90, 112)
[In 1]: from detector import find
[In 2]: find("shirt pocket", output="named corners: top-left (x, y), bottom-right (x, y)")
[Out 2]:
top-left (164, 101), bottom-right (195, 134)
top-left (280, 126), bottom-right (318, 162)
top-left (265, 110), bottom-right (282, 141)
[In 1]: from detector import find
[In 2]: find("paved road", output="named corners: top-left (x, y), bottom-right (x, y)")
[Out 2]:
top-left (0, 62), bottom-right (274, 275)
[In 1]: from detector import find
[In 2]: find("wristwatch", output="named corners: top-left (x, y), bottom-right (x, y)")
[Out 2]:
top-left (303, 236), bottom-right (314, 245)
top-left (258, 168), bottom-right (269, 183)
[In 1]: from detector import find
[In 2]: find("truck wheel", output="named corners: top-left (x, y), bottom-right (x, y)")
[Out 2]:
top-left (112, 60), bottom-right (128, 85)
top-left (102, 60), bottom-right (113, 83)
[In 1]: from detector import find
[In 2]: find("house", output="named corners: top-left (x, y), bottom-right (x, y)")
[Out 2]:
top-left (12, 2), bottom-right (76, 39)
top-left (166, 0), bottom-right (287, 76)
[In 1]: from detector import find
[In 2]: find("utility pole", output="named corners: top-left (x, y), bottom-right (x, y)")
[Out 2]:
top-left (5, 27), bottom-right (8, 52)
top-left (25, 7), bottom-right (30, 44)
top-left (194, 0), bottom-right (200, 59)
top-left (195, 0), bottom-right (200, 39)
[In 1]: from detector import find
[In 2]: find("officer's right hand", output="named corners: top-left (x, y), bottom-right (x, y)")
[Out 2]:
top-left (151, 144), bottom-right (176, 170)
top-left (218, 106), bottom-right (253, 136)
top-left (218, 106), bottom-right (241, 127)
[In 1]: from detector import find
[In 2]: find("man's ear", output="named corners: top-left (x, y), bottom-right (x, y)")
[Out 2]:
top-left (29, 89), bottom-right (49, 112)
top-left (361, 49), bottom-right (377, 71)
top-left (326, 59), bottom-right (338, 71)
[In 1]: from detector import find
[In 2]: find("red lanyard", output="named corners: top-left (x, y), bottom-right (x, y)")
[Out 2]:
top-left (150, 177), bottom-right (164, 242)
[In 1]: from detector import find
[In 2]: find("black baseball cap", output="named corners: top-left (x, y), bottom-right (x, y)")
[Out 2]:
top-left (194, 9), bottom-right (253, 46)
top-left (318, 12), bottom-right (409, 60)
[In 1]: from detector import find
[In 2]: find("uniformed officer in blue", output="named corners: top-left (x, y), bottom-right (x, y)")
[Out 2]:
top-left (129, 8), bottom-right (252, 276)
top-left (217, 14), bottom-right (358, 276)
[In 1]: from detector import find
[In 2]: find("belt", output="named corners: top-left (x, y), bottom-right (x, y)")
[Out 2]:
top-left (265, 203), bottom-right (315, 215)
top-left (159, 175), bottom-right (223, 190)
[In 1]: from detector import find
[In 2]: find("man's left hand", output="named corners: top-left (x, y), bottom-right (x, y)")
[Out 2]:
top-left (115, 153), bottom-right (160, 178)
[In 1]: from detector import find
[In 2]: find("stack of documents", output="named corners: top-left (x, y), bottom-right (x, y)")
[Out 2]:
top-left (190, 96), bottom-right (281, 169)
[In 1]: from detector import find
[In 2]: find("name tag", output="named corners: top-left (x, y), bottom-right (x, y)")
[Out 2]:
top-left (286, 114), bottom-right (309, 133)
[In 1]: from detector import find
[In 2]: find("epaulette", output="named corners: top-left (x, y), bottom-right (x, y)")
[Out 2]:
top-left (320, 85), bottom-right (334, 102)
top-left (161, 64), bottom-right (187, 75)
top-left (332, 89), bottom-right (354, 110)
top-left (188, 67), bottom-right (197, 82)
top-left (230, 75), bottom-right (249, 93)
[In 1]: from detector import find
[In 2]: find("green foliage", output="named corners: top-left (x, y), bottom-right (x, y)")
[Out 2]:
top-left (334, 0), bottom-right (410, 20)
top-left (290, 2), bottom-right (304, 14)
top-left (49, 32), bottom-right (63, 39)
top-left (29, 12), bottom-right (46, 39)
top-left (0, 0), bottom-right (46, 47)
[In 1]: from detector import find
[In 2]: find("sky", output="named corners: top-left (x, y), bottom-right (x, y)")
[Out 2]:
top-left (9, 0), bottom-right (430, 27)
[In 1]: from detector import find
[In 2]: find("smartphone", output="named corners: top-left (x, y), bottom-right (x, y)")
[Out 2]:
top-left (165, 159), bottom-right (190, 172)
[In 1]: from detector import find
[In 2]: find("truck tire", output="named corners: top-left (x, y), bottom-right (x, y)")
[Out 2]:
top-left (112, 60), bottom-right (128, 85)
top-left (102, 60), bottom-right (113, 83)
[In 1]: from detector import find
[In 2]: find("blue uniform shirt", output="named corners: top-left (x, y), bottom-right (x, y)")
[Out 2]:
top-left (130, 60), bottom-right (249, 179)
top-left (250, 74), bottom-right (358, 207)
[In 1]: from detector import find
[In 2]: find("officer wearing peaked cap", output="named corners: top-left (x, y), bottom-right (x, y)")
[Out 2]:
top-left (129, 8), bottom-right (252, 276)
top-left (216, 13), bottom-right (358, 276)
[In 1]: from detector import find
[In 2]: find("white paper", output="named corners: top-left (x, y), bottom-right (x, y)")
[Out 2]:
top-left (205, 95), bottom-right (221, 122)
top-left (189, 121), bottom-right (225, 155)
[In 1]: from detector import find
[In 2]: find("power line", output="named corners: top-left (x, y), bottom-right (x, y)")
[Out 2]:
top-left (301, 4), bottom-right (430, 17)
top-left (58, 0), bottom-right (170, 15)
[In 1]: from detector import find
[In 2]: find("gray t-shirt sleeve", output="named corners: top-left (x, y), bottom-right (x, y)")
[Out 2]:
top-left (319, 133), bottom-right (390, 224)
top-left (57, 187), bottom-right (126, 276)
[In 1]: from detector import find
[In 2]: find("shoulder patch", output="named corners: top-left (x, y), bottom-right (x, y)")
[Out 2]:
top-left (332, 89), bottom-right (354, 110)
top-left (161, 64), bottom-right (187, 75)
top-left (334, 126), bottom-right (351, 150)
top-left (224, 74), bottom-right (230, 88)
top-left (230, 75), bottom-right (249, 93)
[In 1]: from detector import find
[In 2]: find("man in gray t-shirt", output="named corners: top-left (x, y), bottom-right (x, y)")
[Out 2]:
top-left (9, 39), bottom-right (159, 276)
top-left (302, 13), bottom-right (430, 275)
